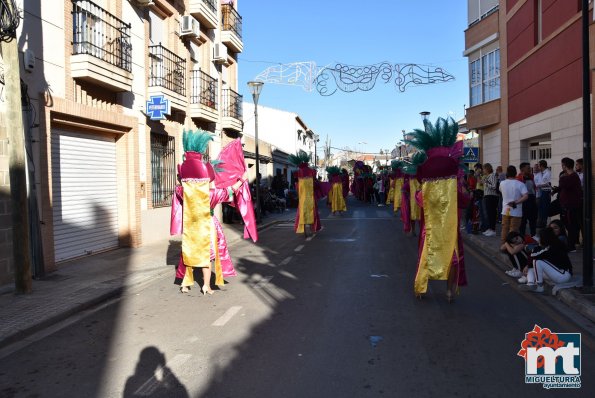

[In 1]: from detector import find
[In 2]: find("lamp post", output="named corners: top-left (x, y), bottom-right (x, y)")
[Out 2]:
top-left (420, 111), bottom-right (431, 129)
top-left (247, 81), bottom-right (264, 223)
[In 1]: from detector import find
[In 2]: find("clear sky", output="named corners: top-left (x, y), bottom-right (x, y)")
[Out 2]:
top-left (237, 0), bottom-right (469, 156)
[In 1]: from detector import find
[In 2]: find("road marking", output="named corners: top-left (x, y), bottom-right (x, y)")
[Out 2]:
top-left (305, 236), bottom-right (313, 241)
top-left (329, 238), bottom-right (356, 242)
top-left (294, 245), bottom-right (304, 252)
top-left (212, 306), bottom-right (243, 327)
top-left (134, 354), bottom-right (192, 396)
top-left (280, 256), bottom-right (292, 266)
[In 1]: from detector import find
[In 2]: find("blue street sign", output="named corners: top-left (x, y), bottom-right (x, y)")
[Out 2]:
top-left (146, 95), bottom-right (170, 120)
top-left (462, 147), bottom-right (479, 162)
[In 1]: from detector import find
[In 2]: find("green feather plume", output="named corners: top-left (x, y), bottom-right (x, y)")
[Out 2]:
top-left (326, 166), bottom-right (341, 176)
top-left (403, 117), bottom-right (459, 152)
top-left (391, 159), bottom-right (404, 170)
top-left (183, 129), bottom-right (214, 153)
top-left (288, 150), bottom-right (312, 167)
top-left (402, 151), bottom-right (428, 175)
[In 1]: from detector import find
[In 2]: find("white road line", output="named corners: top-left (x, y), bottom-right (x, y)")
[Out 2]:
top-left (212, 306), bottom-right (243, 327)
top-left (278, 270), bottom-right (298, 280)
top-left (294, 245), bottom-right (304, 252)
top-left (305, 236), bottom-right (313, 241)
top-left (280, 256), bottom-right (292, 265)
top-left (134, 354), bottom-right (192, 396)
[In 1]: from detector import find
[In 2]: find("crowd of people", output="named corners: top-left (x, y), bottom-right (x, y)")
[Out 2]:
top-left (462, 157), bottom-right (581, 292)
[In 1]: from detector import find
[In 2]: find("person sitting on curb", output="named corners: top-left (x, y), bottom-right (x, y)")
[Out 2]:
top-left (549, 219), bottom-right (570, 252)
top-left (521, 227), bottom-right (573, 293)
top-left (500, 231), bottom-right (528, 279)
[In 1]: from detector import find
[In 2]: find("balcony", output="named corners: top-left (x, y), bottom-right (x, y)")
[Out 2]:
top-left (71, 0), bottom-right (132, 92)
top-left (189, 0), bottom-right (218, 29)
top-left (148, 44), bottom-right (187, 111)
top-left (221, 4), bottom-right (243, 53)
top-left (466, 99), bottom-right (501, 130)
top-left (221, 88), bottom-right (243, 132)
top-left (189, 70), bottom-right (218, 123)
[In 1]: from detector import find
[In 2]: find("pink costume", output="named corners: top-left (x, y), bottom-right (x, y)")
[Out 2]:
top-left (294, 164), bottom-right (322, 233)
top-left (401, 174), bottom-right (412, 233)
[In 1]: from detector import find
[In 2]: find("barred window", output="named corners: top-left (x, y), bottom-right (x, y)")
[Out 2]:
top-left (151, 133), bottom-right (176, 208)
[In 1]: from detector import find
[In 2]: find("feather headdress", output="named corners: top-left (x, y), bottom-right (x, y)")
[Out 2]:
top-left (183, 129), bottom-right (214, 154)
top-left (288, 150), bottom-right (312, 167)
top-left (326, 166), bottom-right (341, 176)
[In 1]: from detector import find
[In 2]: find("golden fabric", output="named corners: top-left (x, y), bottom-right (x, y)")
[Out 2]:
top-left (393, 177), bottom-right (403, 212)
top-left (297, 177), bottom-right (314, 233)
top-left (182, 180), bottom-right (211, 269)
top-left (414, 178), bottom-right (458, 294)
top-left (409, 178), bottom-right (421, 220)
top-left (387, 186), bottom-right (394, 204)
top-left (330, 182), bottom-right (346, 212)
top-left (212, 221), bottom-right (224, 286)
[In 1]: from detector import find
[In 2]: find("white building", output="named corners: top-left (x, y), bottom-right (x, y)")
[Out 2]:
top-left (242, 102), bottom-right (318, 186)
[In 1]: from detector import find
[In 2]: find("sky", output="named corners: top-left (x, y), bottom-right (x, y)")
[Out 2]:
top-left (237, 0), bottom-right (469, 156)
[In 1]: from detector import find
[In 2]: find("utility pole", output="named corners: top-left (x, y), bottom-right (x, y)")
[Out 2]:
top-left (1, 2), bottom-right (32, 293)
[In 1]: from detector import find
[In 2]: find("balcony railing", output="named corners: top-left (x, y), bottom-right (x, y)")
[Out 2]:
top-left (222, 88), bottom-right (242, 120)
top-left (72, 0), bottom-right (131, 72)
top-left (149, 44), bottom-right (186, 96)
top-left (221, 4), bottom-right (242, 39)
top-left (203, 0), bottom-right (217, 13)
top-left (190, 70), bottom-right (218, 110)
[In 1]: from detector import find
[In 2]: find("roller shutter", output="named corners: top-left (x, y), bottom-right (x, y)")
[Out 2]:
top-left (52, 130), bottom-right (119, 262)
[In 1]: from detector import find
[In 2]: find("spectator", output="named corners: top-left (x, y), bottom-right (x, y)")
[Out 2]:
top-left (499, 165), bottom-right (529, 244)
top-left (575, 158), bottom-right (584, 187)
top-left (464, 170), bottom-right (477, 229)
top-left (534, 159), bottom-right (552, 228)
top-left (549, 219), bottom-right (569, 251)
top-left (500, 231), bottom-right (528, 279)
top-left (474, 164), bottom-right (487, 231)
top-left (518, 162), bottom-right (538, 237)
top-left (482, 163), bottom-right (499, 237)
top-left (554, 157), bottom-right (582, 252)
top-left (522, 227), bottom-right (573, 293)
top-left (496, 165), bottom-right (506, 223)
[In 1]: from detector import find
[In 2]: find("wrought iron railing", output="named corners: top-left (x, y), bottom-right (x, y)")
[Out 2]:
top-left (151, 133), bottom-right (176, 208)
top-left (149, 44), bottom-right (186, 96)
top-left (222, 88), bottom-right (242, 120)
top-left (202, 0), bottom-right (217, 14)
top-left (221, 4), bottom-right (242, 39)
top-left (190, 70), bottom-right (218, 110)
top-left (72, 0), bottom-right (131, 72)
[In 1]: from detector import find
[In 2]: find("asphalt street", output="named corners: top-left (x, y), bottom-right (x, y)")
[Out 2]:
top-left (0, 199), bottom-right (593, 398)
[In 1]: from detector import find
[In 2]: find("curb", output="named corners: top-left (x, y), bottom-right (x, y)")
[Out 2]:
top-left (463, 233), bottom-right (595, 323)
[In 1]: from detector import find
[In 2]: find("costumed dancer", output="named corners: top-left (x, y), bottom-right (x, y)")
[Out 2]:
top-left (391, 160), bottom-right (405, 214)
top-left (341, 168), bottom-right (350, 200)
top-left (290, 150), bottom-right (322, 236)
top-left (403, 117), bottom-right (468, 301)
top-left (327, 166), bottom-right (347, 215)
top-left (171, 130), bottom-right (252, 295)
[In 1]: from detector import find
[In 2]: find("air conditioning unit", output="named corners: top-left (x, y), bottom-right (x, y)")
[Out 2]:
top-left (134, 0), bottom-right (154, 6)
top-left (180, 15), bottom-right (200, 37)
top-left (213, 43), bottom-right (228, 64)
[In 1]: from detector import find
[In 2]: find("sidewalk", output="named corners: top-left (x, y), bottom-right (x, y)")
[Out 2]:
top-left (0, 209), bottom-right (294, 349)
top-left (463, 223), bottom-right (595, 323)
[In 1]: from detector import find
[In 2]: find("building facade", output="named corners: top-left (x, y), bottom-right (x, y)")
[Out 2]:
top-left (0, 0), bottom-right (244, 284)
top-left (242, 102), bottom-right (318, 186)
top-left (465, 0), bottom-right (592, 185)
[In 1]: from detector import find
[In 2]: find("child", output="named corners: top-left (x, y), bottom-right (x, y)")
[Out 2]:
top-left (500, 231), bottom-right (528, 279)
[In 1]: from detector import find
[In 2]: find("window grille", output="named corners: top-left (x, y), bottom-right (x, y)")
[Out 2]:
top-left (151, 133), bottom-right (176, 208)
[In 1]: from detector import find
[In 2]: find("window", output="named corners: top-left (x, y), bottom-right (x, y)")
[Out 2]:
top-left (469, 49), bottom-right (500, 106)
top-left (151, 133), bottom-right (176, 208)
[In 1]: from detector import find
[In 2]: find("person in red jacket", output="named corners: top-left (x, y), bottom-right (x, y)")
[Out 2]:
top-left (553, 157), bottom-right (582, 252)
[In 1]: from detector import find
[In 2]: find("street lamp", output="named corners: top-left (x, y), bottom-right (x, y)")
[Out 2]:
top-left (247, 80), bottom-right (264, 222)
top-left (420, 111), bottom-right (431, 128)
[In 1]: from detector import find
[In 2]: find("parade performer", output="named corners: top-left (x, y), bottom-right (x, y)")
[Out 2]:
top-left (403, 117), bottom-right (467, 301)
top-left (401, 172), bottom-right (413, 233)
top-left (171, 130), bottom-right (253, 295)
top-left (391, 160), bottom-right (405, 213)
top-left (327, 166), bottom-right (347, 215)
top-left (290, 150), bottom-right (322, 236)
top-left (341, 168), bottom-right (350, 199)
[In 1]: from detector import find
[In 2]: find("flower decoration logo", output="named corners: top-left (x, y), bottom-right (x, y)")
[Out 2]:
top-left (517, 325), bottom-right (565, 368)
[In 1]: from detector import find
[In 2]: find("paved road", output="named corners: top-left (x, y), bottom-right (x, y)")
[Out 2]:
top-left (0, 199), bottom-right (593, 397)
